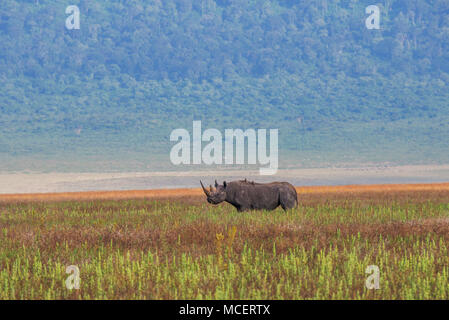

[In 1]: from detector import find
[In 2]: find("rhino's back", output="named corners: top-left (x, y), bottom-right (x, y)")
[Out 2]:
top-left (229, 181), bottom-right (293, 207)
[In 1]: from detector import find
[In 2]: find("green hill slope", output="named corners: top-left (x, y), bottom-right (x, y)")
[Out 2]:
top-left (0, 0), bottom-right (448, 171)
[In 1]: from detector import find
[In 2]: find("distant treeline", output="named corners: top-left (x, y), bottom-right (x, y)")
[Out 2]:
top-left (1, 0), bottom-right (448, 80)
top-left (0, 0), bottom-right (448, 169)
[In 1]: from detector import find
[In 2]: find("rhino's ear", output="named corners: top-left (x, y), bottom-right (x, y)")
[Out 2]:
top-left (223, 181), bottom-right (227, 188)
top-left (215, 180), bottom-right (219, 188)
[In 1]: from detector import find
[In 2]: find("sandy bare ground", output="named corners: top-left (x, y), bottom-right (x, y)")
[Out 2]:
top-left (1, 164), bottom-right (449, 195)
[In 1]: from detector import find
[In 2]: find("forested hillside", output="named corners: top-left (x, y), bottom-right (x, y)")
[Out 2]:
top-left (0, 0), bottom-right (448, 171)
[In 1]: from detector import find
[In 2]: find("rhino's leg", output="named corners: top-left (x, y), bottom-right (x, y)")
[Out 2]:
top-left (280, 190), bottom-right (298, 211)
top-left (232, 204), bottom-right (246, 212)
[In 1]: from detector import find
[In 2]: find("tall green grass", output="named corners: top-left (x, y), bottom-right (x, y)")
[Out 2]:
top-left (0, 197), bottom-right (448, 299)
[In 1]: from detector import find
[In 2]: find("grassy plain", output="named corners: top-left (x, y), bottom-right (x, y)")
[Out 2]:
top-left (0, 183), bottom-right (449, 299)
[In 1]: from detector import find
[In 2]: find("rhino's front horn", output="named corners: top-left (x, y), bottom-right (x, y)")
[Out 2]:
top-left (200, 180), bottom-right (211, 196)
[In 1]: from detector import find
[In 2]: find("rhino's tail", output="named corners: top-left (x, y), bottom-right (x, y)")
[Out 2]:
top-left (295, 191), bottom-right (299, 208)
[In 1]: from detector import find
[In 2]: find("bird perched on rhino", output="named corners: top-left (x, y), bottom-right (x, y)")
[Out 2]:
top-left (200, 179), bottom-right (298, 212)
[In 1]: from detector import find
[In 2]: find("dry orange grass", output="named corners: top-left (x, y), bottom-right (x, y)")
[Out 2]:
top-left (2, 182), bottom-right (448, 203)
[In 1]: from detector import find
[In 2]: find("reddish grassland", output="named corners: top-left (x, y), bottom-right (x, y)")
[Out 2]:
top-left (0, 183), bottom-right (448, 299)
